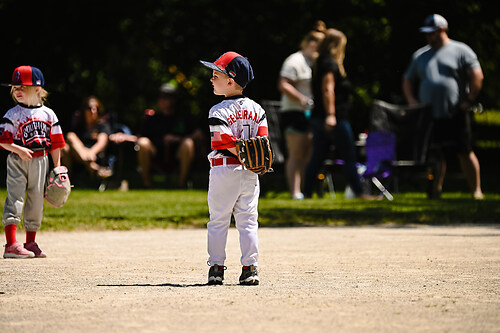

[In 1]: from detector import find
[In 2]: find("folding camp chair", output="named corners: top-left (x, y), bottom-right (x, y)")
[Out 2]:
top-left (362, 131), bottom-right (396, 200)
top-left (369, 99), bottom-right (434, 192)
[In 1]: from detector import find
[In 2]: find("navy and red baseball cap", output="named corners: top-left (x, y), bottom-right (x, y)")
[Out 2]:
top-left (200, 52), bottom-right (254, 88)
top-left (7, 66), bottom-right (45, 87)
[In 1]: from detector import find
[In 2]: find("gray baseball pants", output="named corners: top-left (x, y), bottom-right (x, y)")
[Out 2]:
top-left (2, 153), bottom-right (48, 231)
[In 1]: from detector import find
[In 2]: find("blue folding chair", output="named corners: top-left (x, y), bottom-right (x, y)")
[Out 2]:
top-left (362, 131), bottom-right (396, 200)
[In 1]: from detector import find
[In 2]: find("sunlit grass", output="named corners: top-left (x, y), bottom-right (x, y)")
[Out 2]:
top-left (0, 189), bottom-right (497, 231)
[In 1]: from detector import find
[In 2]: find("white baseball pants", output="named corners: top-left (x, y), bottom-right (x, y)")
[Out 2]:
top-left (2, 153), bottom-right (48, 231)
top-left (207, 165), bottom-right (259, 267)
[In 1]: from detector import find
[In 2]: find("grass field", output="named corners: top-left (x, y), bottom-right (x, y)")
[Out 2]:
top-left (1, 189), bottom-right (498, 231)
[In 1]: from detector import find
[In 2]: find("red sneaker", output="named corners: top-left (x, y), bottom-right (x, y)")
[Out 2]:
top-left (24, 241), bottom-right (47, 258)
top-left (3, 242), bottom-right (35, 259)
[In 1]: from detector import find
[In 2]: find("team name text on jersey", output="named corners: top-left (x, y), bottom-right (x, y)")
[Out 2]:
top-left (226, 109), bottom-right (260, 126)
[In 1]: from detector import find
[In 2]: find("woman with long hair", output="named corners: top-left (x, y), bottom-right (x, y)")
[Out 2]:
top-left (303, 28), bottom-right (368, 199)
top-left (278, 21), bottom-right (326, 199)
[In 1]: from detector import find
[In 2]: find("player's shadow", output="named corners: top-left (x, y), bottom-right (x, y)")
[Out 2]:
top-left (97, 283), bottom-right (208, 288)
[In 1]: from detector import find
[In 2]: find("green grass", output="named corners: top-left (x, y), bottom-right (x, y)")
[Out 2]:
top-left (1, 189), bottom-right (499, 231)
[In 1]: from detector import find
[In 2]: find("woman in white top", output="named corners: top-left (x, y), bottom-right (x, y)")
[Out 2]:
top-left (278, 21), bottom-right (326, 199)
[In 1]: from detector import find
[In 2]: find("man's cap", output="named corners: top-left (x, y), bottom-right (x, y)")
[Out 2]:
top-left (8, 66), bottom-right (45, 87)
top-left (200, 51), bottom-right (254, 88)
top-left (419, 14), bottom-right (448, 33)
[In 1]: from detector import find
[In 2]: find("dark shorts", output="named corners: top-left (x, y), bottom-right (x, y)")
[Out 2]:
top-left (432, 111), bottom-right (473, 155)
top-left (281, 110), bottom-right (310, 134)
top-left (152, 135), bottom-right (183, 171)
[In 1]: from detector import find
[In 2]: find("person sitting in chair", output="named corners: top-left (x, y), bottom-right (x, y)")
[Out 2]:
top-left (135, 84), bottom-right (206, 188)
top-left (62, 96), bottom-right (112, 180)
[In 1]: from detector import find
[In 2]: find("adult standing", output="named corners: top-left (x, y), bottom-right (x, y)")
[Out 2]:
top-left (303, 28), bottom-right (367, 199)
top-left (278, 21), bottom-right (326, 200)
top-left (403, 14), bottom-right (484, 199)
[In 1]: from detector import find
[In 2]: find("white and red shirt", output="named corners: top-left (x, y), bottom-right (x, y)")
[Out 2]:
top-left (208, 95), bottom-right (268, 160)
top-left (0, 103), bottom-right (66, 157)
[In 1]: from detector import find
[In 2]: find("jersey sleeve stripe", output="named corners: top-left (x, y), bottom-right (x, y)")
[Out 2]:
top-left (1, 118), bottom-right (13, 125)
top-left (0, 132), bottom-right (14, 144)
top-left (257, 126), bottom-right (268, 137)
top-left (208, 117), bottom-right (229, 126)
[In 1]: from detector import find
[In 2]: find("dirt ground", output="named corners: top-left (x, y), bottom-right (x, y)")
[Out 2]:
top-left (0, 225), bottom-right (499, 333)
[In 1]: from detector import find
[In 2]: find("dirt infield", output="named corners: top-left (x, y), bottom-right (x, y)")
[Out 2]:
top-left (1, 225), bottom-right (499, 332)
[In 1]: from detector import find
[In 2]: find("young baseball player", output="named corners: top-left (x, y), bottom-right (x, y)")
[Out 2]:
top-left (1, 66), bottom-right (66, 258)
top-left (200, 51), bottom-right (268, 285)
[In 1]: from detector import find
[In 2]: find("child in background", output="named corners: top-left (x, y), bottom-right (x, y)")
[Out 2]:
top-left (0, 66), bottom-right (66, 258)
top-left (200, 52), bottom-right (268, 285)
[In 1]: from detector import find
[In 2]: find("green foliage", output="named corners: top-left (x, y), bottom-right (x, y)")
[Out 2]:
top-left (474, 110), bottom-right (500, 126)
top-left (0, 189), bottom-right (498, 232)
top-left (1, 0), bottom-right (499, 134)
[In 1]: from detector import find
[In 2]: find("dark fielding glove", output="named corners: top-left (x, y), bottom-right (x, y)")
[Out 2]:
top-left (44, 166), bottom-right (72, 208)
top-left (235, 136), bottom-right (274, 175)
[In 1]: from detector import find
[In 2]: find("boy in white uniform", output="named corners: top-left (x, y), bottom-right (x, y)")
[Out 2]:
top-left (200, 52), bottom-right (269, 285)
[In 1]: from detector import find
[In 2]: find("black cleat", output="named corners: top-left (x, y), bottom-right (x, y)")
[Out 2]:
top-left (239, 265), bottom-right (259, 285)
top-left (208, 264), bottom-right (225, 285)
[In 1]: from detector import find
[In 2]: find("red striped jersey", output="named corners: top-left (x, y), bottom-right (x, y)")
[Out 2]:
top-left (208, 95), bottom-right (268, 159)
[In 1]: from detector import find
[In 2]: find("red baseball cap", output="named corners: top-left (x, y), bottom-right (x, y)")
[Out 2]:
top-left (8, 66), bottom-right (45, 87)
top-left (200, 51), bottom-right (254, 88)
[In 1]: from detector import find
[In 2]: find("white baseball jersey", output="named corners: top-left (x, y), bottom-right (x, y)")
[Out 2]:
top-left (208, 95), bottom-right (269, 160)
top-left (0, 103), bottom-right (66, 155)
top-left (206, 95), bottom-right (268, 268)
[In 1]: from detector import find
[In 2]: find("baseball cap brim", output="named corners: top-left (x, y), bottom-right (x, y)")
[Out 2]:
top-left (200, 60), bottom-right (226, 74)
top-left (1, 83), bottom-right (30, 87)
top-left (419, 26), bottom-right (439, 33)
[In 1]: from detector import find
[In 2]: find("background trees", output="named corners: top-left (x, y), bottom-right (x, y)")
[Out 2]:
top-left (1, 0), bottom-right (498, 134)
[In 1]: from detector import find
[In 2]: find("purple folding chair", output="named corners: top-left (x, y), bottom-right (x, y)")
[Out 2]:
top-left (362, 131), bottom-right (396, 200)
top-left (369, 100), bottom-right (434, 193)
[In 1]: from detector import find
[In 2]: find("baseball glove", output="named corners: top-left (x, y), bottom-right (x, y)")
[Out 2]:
top-left (235, 136), bottom-right (274, 175)
top-left (44, 166), bottom-right (72, 208)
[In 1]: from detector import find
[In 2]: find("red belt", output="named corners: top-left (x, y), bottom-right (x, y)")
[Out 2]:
top-left (32, 151), bottom-right (47, 158)
top-left (210, 157), bottom-right (241, 167)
